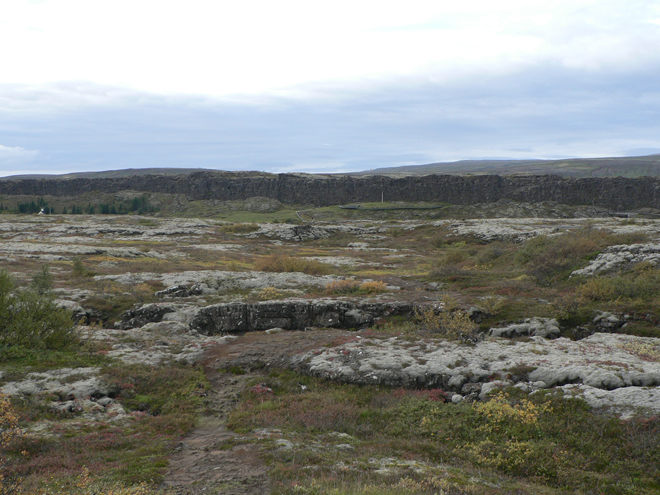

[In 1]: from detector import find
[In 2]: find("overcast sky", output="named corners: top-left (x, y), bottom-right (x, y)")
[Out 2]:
top-left (1, 0), bottom-right (660, 176)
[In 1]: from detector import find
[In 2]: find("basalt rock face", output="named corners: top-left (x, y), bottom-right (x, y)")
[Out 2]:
top-left (189, 300), bottom-right (414, 335)
top-left (2, 172), bottom-right (660, 209)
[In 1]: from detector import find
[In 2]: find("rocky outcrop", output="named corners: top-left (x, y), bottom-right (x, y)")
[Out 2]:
top-left (118, 303), bottom-right (178, 329)
top-left (489, 318), bottom-right (561, 338)
top-left (2, 172), bottom-right (660, 209)
top-left (572, 243), bottom-right (660, 276)
top-left (189, 300), bottom-right (414, 335)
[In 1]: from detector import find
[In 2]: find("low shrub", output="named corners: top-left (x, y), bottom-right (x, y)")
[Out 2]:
top-left (325, 279), bottom-right (361, 294)
top-left (577, 267), bottom-right (660, 303)
top-left (0, 269), bottom-right (77, 350)
top-left (438, 247), bottom-right (468, 266)
top-left (0, 393), bottom-right (21, 494)
top-left (479, 295), bottom-right (506, 316)
top-left (72, 258), bottom-right (95, 278)
top-left (30, 265), bottom-right (53, 295)
top-left (577, 276), bottom-right (617, 301)
top-left (325, 280), bottom-right (388, 295)
top-left (477, 242), bottom-right (508, 263)
top-left (358, 281), bottom-right (388, 294)
top-left (254, 286), bottom-right (285, 301)
top-left (30, 467), bottom-right (162, 495)
top-left (255, 255), bottom-right (331, 276)
top-left (415, 306), bottom-right (477, 340)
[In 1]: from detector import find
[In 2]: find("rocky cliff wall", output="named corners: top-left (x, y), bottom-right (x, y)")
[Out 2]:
top-left (1, 172), bottom-right (658, 209)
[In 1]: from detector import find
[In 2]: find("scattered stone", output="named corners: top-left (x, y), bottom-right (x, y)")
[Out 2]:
top-left (593, 311), bottom-right (623, 331)
top-left (155, 284), bottom-right (197, 298)
top-left (557, 384), bottom-right (660, 419)
top-left (448, 375), bottom-right (467, 390)
top-left (246, 223), bottom-right (387, 242)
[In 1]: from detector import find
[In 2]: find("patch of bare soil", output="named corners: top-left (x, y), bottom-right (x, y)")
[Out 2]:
top-left (163, 329), bottom-right (350, 494)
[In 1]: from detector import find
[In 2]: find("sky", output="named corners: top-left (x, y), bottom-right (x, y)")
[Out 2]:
top-left (1, 0), bottom-right (660, 176)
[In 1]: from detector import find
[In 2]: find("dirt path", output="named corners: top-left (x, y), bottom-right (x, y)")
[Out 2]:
top-left (163, 329), bottom-right (349, 494)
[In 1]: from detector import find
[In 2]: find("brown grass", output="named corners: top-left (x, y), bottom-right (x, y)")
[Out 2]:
top-left (254, 254), bottom-right (332, 275)
top-left (324, 280), bottom-right (388, 295)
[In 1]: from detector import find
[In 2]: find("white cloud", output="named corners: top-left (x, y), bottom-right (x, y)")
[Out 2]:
top-left (0, 145), bottom-right (39, 166)
top-left (1, 1), bottom-right (659, 175)
top-left (1, 0), bottom-right (659, 97)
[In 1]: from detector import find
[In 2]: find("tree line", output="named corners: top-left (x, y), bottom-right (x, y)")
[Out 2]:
top-left (1, 196), bottom-right (158, 215)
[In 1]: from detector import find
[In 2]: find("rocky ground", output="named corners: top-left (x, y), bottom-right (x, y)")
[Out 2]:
top-left (3, 212), bottom-right (660, 493)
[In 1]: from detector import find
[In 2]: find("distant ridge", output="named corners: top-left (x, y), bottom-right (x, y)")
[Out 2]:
top-left (351, 154), bottom-right (660, 178)
top-left (5, 154), bottom-right (660, 181)
top-left (0, 167), bottom-right (213, 180)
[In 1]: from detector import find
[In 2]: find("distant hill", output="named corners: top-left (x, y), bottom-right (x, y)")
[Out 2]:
top-left (5, 154), bottom-right (660, 181)
top-left (351, 154), bottom-right (660, 178)
top-left (0, 168), bottom-right (212, 180)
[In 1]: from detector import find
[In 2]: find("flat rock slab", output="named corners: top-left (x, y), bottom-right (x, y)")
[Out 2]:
top-left (295, 332), bottom-right (660, 417)
top-left (0, 367), bottom-right (108, 399)
top-left (433, 218), bottom-right (660, 243)
top-left (572, 243), bottom-right (660, 275)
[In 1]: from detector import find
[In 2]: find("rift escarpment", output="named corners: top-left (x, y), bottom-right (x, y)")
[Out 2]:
top-left (1, 172), bottom-right (659, 209)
